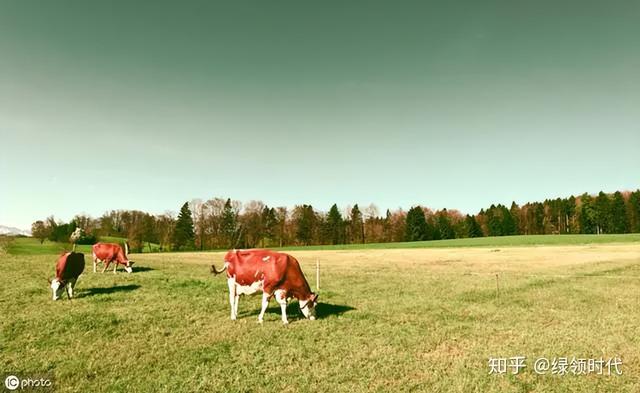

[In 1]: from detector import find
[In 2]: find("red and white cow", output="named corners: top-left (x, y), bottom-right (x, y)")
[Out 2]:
top-left (49, 252), bottom-right (85, 300)
top-left (211, 249), bottom-right (318, 324)
top-left (92, 242), bottom-right (134, 273)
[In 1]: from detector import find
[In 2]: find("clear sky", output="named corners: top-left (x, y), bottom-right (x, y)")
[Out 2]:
top-left (1, 1), bottom-right (639, 229)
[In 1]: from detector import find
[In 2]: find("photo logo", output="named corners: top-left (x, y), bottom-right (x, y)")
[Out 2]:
top-left (2, 374), bottom-right (54, 391)
top-left (4, 375), bottom-right (19, 391)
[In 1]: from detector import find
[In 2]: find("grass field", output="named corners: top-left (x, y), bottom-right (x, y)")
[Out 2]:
top-left (277, 233), bottom-right (640, 251)
top-left (1, 237), bottom-right (639, 392)
top-left (4, 237), bottom-right (160, 256)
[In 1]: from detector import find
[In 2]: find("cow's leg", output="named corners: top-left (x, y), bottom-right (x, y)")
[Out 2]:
top-left (274, 289), bottom-right (288, 324)
top-left (66, 278), bottom-right (76, 299)
top-left (93, 255), bottom-right (98, 273)
top-left (102, 261), bottom-right (109, 273)
top-left (258, 292), bottom-right (270, 323)
top-left (227, 277), bottom-right (237, 320)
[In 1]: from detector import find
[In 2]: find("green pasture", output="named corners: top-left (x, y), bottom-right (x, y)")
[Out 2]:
top-left (1, 239), bottom-right (639, 392)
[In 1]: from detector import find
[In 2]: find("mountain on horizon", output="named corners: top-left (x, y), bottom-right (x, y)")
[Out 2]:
top-left (0, 225), bottom-right (31, 236)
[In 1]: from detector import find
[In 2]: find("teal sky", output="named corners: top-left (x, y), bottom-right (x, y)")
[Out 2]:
top-left (1, 1), bottom-right (639, 229)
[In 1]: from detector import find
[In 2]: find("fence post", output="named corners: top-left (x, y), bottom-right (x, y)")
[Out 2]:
top-left (495, 273), bottom-right (500, 298)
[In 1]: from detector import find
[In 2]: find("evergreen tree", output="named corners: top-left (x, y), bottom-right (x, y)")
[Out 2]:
top-left (436, 210), bottom-right (455, 239)
top-left (383, 209), bottom-right (392, 242)
top-left (566, 196), bottom-right (577, 233)
top-left (295, 205), bottom-right (316, 245)
top-left (405, 206), bottom-right (427, 241)
top-left (533, 203), bottom-right (545, 234)
top-left (221, 198), bottom-right (238, 248)
top-left (610, 191), bottom-right (628, 233)
top-left (325, 204), bottom-right (345, 245)
top-left (465, 215), bottom-right (483, 238)
top-left (173, 202), bottom-right (195, 250)
top-left (500, 205), bottom-right (517, 235)
top-left (349, 204), bottom-right (364, 244)
top-left (579, 194), bottom-right (597, 234)
top-left (261, 206), bottom-right (278, 247)
top-left (594, 191), bottom-right (611, 234)
top-left (509, 202), bottom-right (521, 234)
top-left (629, 190), bottom-right (640, 233)
top-left (486, 205), bottom-right (502, 236)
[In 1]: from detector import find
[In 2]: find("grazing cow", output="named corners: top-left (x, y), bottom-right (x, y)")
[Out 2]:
top-left (210, 249), bottom-right (318, 324)
top-left (92, 242), bottom-right (134, 273)
top-left (49, 252), bottom-right (85, 300)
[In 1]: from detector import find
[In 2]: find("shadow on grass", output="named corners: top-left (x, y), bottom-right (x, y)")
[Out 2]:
top-left (133, 266), bottom-right (155, 273)
top-left (240, 302), bottom-right (355, 320)
top-left (315, 302), bottom-right (356, 318)
top-left (78, 284), bottom-right (141, 298)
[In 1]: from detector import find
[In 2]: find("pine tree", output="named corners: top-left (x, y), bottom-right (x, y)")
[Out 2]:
top-left (436, 210), bottom-right (455, 239)
top-left (500, 205), bottom-right (517, 235)
top-left (465, 215), bottom-right (482, 237)
top-left (509, 202), bottom-right (521, 234)
top-left (486, 205), bottom-right (502, 236)
top-left (261, 206), bottom-right (278, 247)
top-left (325, 204), bottom-right (345, 245)
top-left (173, 202), bottom-right (195, 250)
top-left (579, 194), bottom-right (597, 234)
top-left (610, 191), bottom-right (628, 233)
top-left (405, 206), bottom-right (427, 241)
top-left (629, 190), bottom-right (640, 233)
top-left (295, 205), bottom-right (316, 245)
top-left (383, 209), bottom-right (392, 242)
top-left (221, 198), bottom-right (238, 248)
top-left (594, 191), bottom-right (611, 234)
top-left (349, 204), bottom-right (364, 244)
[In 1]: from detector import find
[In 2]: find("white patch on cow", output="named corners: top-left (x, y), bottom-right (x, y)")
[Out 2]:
top-left (258, 292), bottom-right (270, 323)
top-left (50, 279), bottom-right (64, 301)
top-left (274, 289), bottom-right (289, 324)
top-left (66, 278), bottom-right (76, 299)
top-left (227, 277), bottom-right (237, 320)
top-left (235, 280), bottom-right (264, 296)
top-left (262, 256), bottom-right (270, 262)
top-left (299, 298), bottom-right (318, 320)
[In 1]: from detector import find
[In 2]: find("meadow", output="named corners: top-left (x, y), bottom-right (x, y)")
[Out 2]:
top-left (1, 235), bottom-right (639, 392)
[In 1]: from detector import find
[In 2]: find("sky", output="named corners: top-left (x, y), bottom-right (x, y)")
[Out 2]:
top-left (1, 1), bottom-right (639, 229)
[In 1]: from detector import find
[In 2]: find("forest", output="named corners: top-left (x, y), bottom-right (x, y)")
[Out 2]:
top-left (31, 189), bottom-right (640, 252)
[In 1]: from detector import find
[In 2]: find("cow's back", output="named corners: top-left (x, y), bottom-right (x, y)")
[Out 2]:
top-left (57, 252), bottom-right (85, 280)
top-left (92, 243), bottom-right (122, 261)
top-left (227, 250), bottom-right (305, 294)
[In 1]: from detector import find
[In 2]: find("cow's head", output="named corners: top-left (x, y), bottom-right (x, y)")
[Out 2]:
top-left (124, 260), bottom-right (135, 273)
top-left (299, 293), bottom-right (319, 320)
top-left (49, 278), bottom-right (66, 301)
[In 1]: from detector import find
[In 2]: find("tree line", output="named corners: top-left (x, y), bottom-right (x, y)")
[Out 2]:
top-left (31, 189), bottom-right (640, 252)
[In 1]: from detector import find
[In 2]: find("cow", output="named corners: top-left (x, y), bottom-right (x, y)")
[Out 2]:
top-left (210, 249), bottom-right (318, 324)
top-left (49, 252), bottom-right (85, 300)
top-left (92, 242), bottom-right (134, 273)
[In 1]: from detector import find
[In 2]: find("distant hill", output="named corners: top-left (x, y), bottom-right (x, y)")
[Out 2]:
top-left (0, 225), bottom-right (31, 236)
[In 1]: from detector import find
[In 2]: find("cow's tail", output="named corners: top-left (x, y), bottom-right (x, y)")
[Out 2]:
top-left (124, 241), bottom-right (130, 256)
top-left (210, 262), bottom-right (228, 276)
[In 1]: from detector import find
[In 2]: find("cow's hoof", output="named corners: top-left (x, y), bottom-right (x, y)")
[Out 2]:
top-left (258, 319), bottom-right (263, 324)
top-left (282, 321), bottom-right (289, 325)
